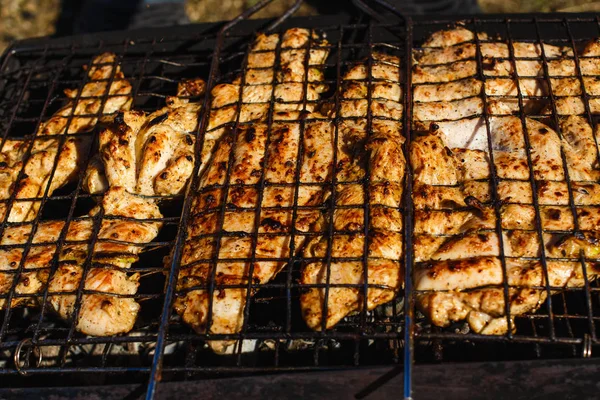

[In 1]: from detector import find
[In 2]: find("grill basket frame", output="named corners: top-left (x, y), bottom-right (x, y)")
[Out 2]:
top-left (0, 1), bottom-right (600, 398)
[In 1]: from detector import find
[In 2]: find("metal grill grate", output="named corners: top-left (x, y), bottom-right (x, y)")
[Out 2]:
top-left (0, 0), bottom-right (600, 398)
top-left (159, 3), bottom-right (409, 383)
top-left (409, 13), bottom-right (600, 366)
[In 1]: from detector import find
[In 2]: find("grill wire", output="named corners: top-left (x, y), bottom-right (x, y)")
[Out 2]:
top-left (0, 0), bottom-right (598, 397)
top-left (411, 14), bottom-right (600, 365)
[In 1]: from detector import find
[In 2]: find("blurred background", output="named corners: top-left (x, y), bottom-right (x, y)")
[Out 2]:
top-left (1, 0), bottom-right (600, 53)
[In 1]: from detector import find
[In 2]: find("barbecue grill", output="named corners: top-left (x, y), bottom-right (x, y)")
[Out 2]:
top-left (1, 0), bottom-right (600, 398)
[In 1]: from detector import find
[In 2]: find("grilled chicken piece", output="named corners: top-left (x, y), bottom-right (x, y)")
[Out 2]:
top-left (0, 53), bottom-right (133, 312)
top-left (559, 115), bottom-right (600, 181)
top-left (413, 182), bottom-right (490, 210)
top-left (84, 79), bottom-right (204, 196)
top-left (411, 116), bottom-right (572, 221)
top-left (47, 187), bottom-right (161, 336)
top-left (0, 219), bottom-right (93, 309)
top-left (414, 207), bottom-right (496, 236)
top-left (39, 53), bottom-right (133, 136)
top-left (411, 136), bottom-right (600, 333)
top-left (412, 28), bottom-right (600, 146)
top-left (411, 25), bottom-right (600, 135)
top-left (300, 52), bottom-right (405, 331)
top-left (0, 53), bottom-right (132, 223)
top-left (415, 41), bottom-right (566, 67)
top-left (414, 177), bottom-right (600, 211)
top-left (410, 27), bottom-right (600, 334)
top-left (414, 29), bottom-right (562, 119)
top-left (177, 120), bottom-right (331, 348)
top-left (420, 27), bottom-right (488, 48)
top-left (45, 80), bottom-right (203, 335)
top-left (413, 78), bottom-right (482, 103)
top-left (415, 226), bottom-right (600, 263)
top-left (415, 257), bottom-right (600, 291)
top-left (203, 28), bottom-right (329, 179)
top-left (414, 97), bottom-right (483, 122)
top-left (413, 61), bottom-right (477, 85)
top-left (174, 28), bottom-right (331, 353)
top-left (414, 116), bottom-right (567, 181)
top-left (417, 260), bottom-right (600, 334)
top-left (0, 80), bottom-right (202, 329)
top-left (411, 133), bottom-right (461, 185)
top-left (0, 187), bottom-right (161, 337)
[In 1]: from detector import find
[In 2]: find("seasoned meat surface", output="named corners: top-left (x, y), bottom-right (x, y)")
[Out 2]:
top-left (8, 22), bottom-right (600, 344)
top-left (0, 80), bottom-right (203, 337)
top-left (0, 186), bottom-right (162, 337)
top-left (300, 52), bottom-right (405, 331)
top-left (0, 53), bottom-right (132, 223)
top-left (48, 187), bottom-right (162, 336)
top-left (50, 80), bottom-right (204, 335)
top-left (174, 28), bottom-right (331, 353)
top-left (411, 26), bottom-right (600, 335)
top-left (0, 53), bottom-right (132, 312)
top-left (84, 79), bottom-right (204, 196)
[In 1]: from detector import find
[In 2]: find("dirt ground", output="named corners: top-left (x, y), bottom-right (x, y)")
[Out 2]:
top-left (0, 0), bottom-right (599, 53)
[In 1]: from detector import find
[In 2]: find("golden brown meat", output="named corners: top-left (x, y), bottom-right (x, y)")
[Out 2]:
top-left (0, 53), bottom-right (133, 312)
top-left (0, 187), bottom-right (161, 337)
top-left (410, 116), bottom-right (600, 331)
top-left (84, 79), bottom-right (204, 196)
top-left (420, 27), bottom-right (488, 48)
top-left (0, 53), bottom-right (132, 223)
top-left (559, 115), bottom-right (600, 181)
top-left (417, 260), bottom-right (600, 335)
top-left (202, 28), bottom-right (329, 179)
top-left (47, 187), bottom-right (162, 336)
top-left (0, 80), bottom-right (203, 336)
top-left (410, 27), bottom-right (600, 335)
top-left (0, 219), bottom-right (93, 309)
top-left (48, 80), bottom-right (205, 335)
top-left (300, 52), bottom-right (405, 331)
top-left (174, 28), bottom-right (331, 353)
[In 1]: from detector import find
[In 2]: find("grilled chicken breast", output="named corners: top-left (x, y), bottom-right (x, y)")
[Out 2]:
top-left (50, 79), bottom-right (204, 335)
top-left (411, 26), bottom-right (600, 335)
top-left (300, 52), bottom-right (405, 331)
top-left (84, 79), bottom-right (204, 196)
top-left (412, 122), bottom-right (600, 333)
top-left (7, 22), bottom-right (600, 344)
top-left (0, 80), bottom-right (203, 336)
top-left (0, 187), bottom-right (161, 336)
top-left (0, 219), bottom-right (93, 309)
top-left (0, 53), bottom-right (132, 223)
top-left (174, 28), bottom-right (331, 353)
top-left (48, 187), bottom-right (162, 336)
top-left (413, 27), bottom-right (600, 144)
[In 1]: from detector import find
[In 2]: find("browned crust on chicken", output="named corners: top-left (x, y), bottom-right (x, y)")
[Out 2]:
top-left (47, 187), bottom-right (161, 336)
top-left (411, 26), bottom-right (600, 336)
top-left (174, 28), bottom-right (331, 353)
top-left (0, 79), bottom-right (202, 337)
top-left (84, 79), bottom-right (204, 196)
top-left (0, 53), bottom-right (132, 223)
top-left (300, 52), bottom-right (405, 331)
top-left (0, 187), bottom-right (161, 337)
